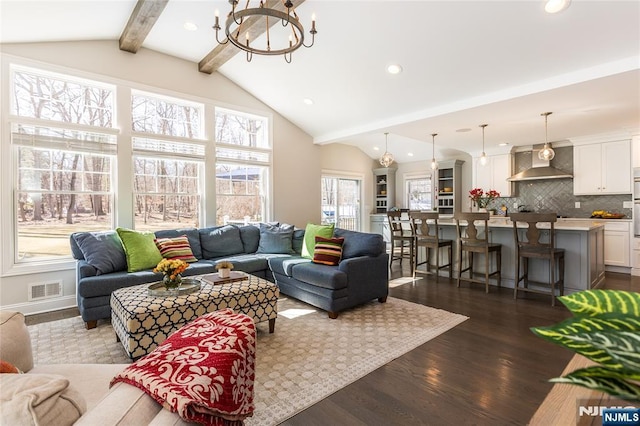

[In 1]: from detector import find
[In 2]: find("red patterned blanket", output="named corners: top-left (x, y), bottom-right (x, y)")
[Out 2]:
top-left (111, 309), bottom-right (256, 425)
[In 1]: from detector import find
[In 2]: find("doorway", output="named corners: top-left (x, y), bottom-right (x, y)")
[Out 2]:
top-left (321, 176), bottom-right (361, 231)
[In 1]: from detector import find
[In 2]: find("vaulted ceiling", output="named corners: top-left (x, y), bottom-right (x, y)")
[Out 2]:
top-left (1, 0), bottom-right (639, 163)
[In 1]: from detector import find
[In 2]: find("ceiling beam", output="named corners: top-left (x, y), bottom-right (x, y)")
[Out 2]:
top-left (119, 0), bottom-right (169, 53)
top-left (198, 0), bottom-right (306, 74)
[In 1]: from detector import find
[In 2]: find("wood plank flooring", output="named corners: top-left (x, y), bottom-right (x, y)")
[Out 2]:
top-left (283, 268), bottom-right (639, 426)
top-left (26, 268), bottom-right (638, 425)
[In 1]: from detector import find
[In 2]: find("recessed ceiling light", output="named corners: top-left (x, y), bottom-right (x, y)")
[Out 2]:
top-left (408, 152), bottom-right (414, 157)
top-left (183, 22), bottom-right (198, 31)
top-left (373, 147), bottom-right (380, 151)
top-left (303, 98), bottom-right (314, 105)
top-left (498, 142), bottom-right (510, 146)
top-left (456, 128), bottom-right (472, 133)
top-left (545, 0), bottom-right (571, 14)
top-left (387, 64), bottom-right (403, 75)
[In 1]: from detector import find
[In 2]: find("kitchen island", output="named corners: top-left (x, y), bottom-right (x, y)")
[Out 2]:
top-left (427, 218), bottom-right (605, 292)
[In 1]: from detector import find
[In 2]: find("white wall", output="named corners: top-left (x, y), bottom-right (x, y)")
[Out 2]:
top-left (0, 41), bottom-right (321, 314)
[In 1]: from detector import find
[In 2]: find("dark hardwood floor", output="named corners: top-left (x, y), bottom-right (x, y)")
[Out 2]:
top-left (283, 267), bottom-right (639, 426)
top-left (26, 267), bottom-right (638, 425)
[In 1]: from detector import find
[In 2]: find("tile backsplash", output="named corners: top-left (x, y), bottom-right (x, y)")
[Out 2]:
top-left (492, 146), bottom-right (632, 218)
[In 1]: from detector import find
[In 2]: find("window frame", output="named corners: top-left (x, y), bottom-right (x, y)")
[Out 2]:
top-left (404, 173), bottom-right (433, 211)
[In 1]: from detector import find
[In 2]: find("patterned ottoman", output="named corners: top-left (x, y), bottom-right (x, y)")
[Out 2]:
top-left (110, 274), bottom-right (278, 359)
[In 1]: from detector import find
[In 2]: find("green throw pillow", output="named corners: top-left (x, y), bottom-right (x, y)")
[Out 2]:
top-left (301, 223), bottom-right (334, 259)
top-left (116, 227), bottom-right (163, 272)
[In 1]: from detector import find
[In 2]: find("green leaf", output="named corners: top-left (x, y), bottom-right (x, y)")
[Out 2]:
top-left (550, 371), bottom-right (640, 401)
top-left (531, 314), bottom-right (640, 369)
top-left (568, 365), bottom-right (640, 381)
top-left (558, 290), bottom-right (640, 317)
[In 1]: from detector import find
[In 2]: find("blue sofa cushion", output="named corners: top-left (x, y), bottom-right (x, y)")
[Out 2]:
top-left (72, 231), bottom-right (127, 275)
top-left (291, 262), bottom-right (348, 290)
top-left (256, 223), bottom-right (294, 254)
top-left (292, 229), bottom-right (305, 254)
top-left (334, 228), bottom-right (384, 259)
top-left (239, 225), bottom-right (260, 254)
top-left (154, 228), bottom-right (203, 260)
top-left (199, 225), bottom-right (244, 259)
top-left (268, 256), bottom-right (311, 277)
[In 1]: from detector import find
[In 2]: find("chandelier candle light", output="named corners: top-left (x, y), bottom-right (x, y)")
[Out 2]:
top-left (379, 132), bottom-right (394, 167)
top-left (214, 0), bottom-right (317, 63)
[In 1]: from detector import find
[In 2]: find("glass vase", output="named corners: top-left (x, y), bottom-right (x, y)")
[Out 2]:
top-left (163, 273), bottom-right (182, 290)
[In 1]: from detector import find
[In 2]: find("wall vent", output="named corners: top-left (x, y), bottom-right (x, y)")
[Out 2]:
top-left (28, 281), bottom-right (63, 301)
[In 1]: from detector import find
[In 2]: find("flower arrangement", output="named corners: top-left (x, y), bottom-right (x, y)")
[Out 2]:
top-left (469, 188), bottom-right (500, 209)
top-left (215, 260), bottom-right (234, 271)
top-left (153, 258), bottom-right (189, 288)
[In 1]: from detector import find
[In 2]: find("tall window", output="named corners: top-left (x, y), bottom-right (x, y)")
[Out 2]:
top-left (131, 91), bottom-right (205, 231)
top-left (406, 176), bottom-right (432, 211)
top-left (215, 107), bottom-right (270, 225)
top-left (10, 66), bottom-right (116, 262)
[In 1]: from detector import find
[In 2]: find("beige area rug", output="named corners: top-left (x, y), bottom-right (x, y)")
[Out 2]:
top-left (29, 297), bottom-right (467, 426)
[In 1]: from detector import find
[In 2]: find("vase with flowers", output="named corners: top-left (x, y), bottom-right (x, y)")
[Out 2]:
top-left (215, 260), bottom-right (234, 278)
top-left (153, 258), bottom-right (189, 291)
top-left (469, 188), bottom-right (501, 212)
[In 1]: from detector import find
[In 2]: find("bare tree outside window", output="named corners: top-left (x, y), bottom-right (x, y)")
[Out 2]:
top-left (215, 108), bottom-right (270, 225)
top-left (11, 67), bottom-right (115, 261)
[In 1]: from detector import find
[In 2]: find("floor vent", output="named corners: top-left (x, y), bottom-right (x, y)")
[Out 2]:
top-left (28, 281), bottom-right (63, 301)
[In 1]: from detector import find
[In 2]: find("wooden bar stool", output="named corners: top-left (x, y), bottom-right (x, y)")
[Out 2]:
top-left (387, 210), bottom-right (415, 273)
top-left (409, 211), bottom-right (452, 281)
top-left (454, 212), bottom-right (502, 293)
top-left (510, 213), bottom-right (565, 306)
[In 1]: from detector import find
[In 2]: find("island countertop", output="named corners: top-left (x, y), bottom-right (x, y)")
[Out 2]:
top-left (435, 217), bottom-right (605, 231)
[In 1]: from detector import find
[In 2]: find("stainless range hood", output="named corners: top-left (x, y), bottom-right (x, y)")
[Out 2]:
top-left (507, 146), bottom-right (573, 182)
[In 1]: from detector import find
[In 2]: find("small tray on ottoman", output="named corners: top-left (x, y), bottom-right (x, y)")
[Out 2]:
top-left (200, 271), bottom-right (249, 286)
top-left (148, 279), bottom-right (201, 296)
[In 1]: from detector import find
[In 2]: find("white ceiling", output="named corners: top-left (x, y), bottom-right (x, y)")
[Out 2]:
top-left (1, 0), bottom-right (639, 163)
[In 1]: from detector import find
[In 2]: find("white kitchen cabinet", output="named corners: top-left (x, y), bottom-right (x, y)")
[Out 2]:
top-left (603, 221), bottom-right (630, 267)
top-left (473, 154), bottom-right (512, 197)
top-left (574, 140), bottom-right (631, 195)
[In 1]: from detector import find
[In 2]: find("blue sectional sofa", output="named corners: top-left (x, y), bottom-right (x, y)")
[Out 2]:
top-left (70, 225), bottom-right (389, 329)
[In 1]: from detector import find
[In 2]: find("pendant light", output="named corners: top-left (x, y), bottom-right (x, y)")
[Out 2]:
top-left (538, 112), bottom-right (556, 161)
top-left (379, 132), bottom-right (394, 167)
top-left (430, 133), bottom-right (438, 170)
top-left (479, 124), bottom-right (488, 166)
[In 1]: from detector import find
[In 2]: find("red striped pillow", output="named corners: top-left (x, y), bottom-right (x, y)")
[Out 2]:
top-left (154, 235), bottom-right (198, 263)
top-left (312, 236), bottom-right (344, 266)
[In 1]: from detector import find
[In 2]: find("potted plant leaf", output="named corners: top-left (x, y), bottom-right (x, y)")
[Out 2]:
top-left (531, 289), bottom-right (640, 401)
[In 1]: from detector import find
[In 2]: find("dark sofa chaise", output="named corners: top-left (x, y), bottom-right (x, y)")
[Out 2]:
top-left (71, 225), bottom-right (389, 328)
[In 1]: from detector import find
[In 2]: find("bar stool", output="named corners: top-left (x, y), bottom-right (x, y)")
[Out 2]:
top-left (387, 210), bottom-right (415, 273)
top-left (510, 213), bottom-right (565, 306)
top-left (454, 212), bottom-right (502, 293)
top-left (409, 211), bottom-right (453, 281)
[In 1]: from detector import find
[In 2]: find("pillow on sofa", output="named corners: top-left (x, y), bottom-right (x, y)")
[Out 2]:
top-left (72, 231), bottom-right (127, 275)
top-left (116, 228), bottom-right (163, 272)
top-left (154, 228), bottom-right (203, 260)
top-left (0, 374), bottom-right (86, 426)
top-left (256, 223), bottom-right (294, 254)
top-left (199, 225), bottom-right (244, 259)
top-left (334, 228), bottom-right (385, 259)
top-left (312, 236), bottom-right (344, 266)
top-left (301, 223), bottom-right (334, 259)
top-left (154, 235), bottom-right (198, 263)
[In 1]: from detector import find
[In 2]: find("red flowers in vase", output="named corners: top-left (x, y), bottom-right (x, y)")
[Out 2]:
top-left (469, 188), bottom-right (500, 209)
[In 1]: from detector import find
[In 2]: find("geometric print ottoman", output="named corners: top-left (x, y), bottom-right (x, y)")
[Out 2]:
top-left (110, 274), bottom-right (278, 359)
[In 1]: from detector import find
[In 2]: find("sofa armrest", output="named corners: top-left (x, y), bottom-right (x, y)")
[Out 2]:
top-left (77, 260), bottom-right (97, 279)
top-left (338, 253), bottom-right (389, 296)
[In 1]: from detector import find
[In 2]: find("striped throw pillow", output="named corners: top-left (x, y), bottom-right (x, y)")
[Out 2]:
top-left (312, 236), bottom-right (344, 266)
top-left (154, 235), bottom-right (198, 263)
